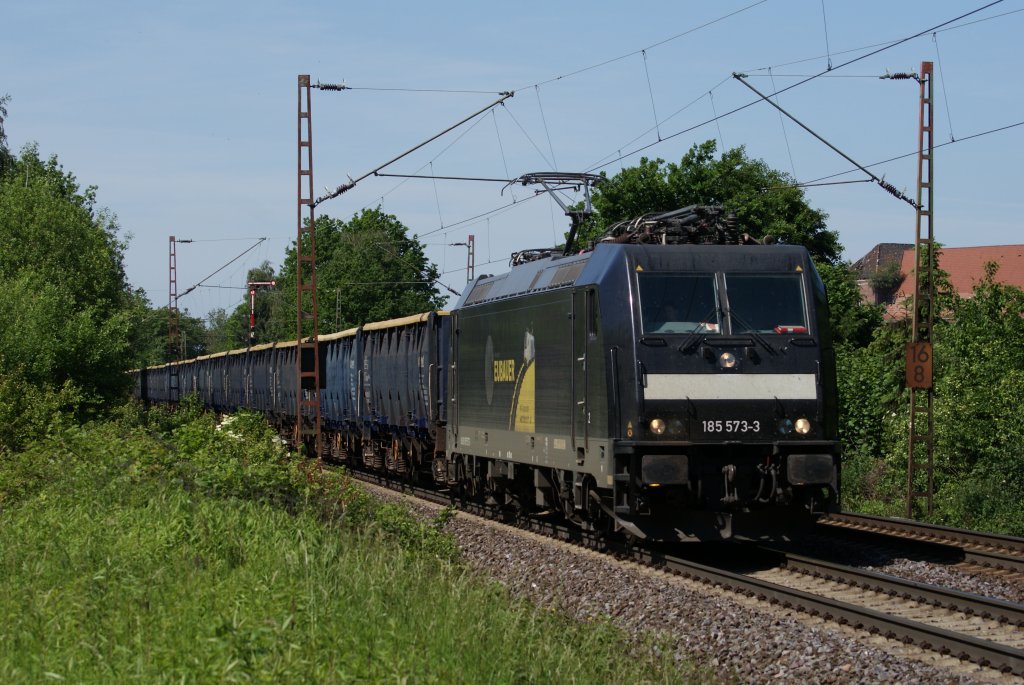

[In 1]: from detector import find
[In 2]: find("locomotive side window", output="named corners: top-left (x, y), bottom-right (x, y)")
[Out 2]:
top-left (724, 274), bottom-right (807, 334)
top-left (639, 274), bottom-right (720, 334)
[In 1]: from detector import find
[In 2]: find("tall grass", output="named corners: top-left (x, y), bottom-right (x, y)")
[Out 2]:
top-left (0, 405), bottom-right (701, 683)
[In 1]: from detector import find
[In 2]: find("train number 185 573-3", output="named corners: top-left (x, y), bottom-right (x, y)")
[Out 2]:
top-left (701, 419), bottom-right (761, 433)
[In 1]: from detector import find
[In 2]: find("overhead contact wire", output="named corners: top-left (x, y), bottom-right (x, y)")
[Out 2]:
top-left (518, 0), bottom-right (768, 91)
top-left (535, 85), bottom-right (558, 169)
top-left (784, 119), bottom-right (1024, 189)
top-left (177, 238), bottom-right (267, 302)
top-left (642, 50), bottom-right (662, 141)
top-left (588, 1), bottom-right (1005, 173)
top-left (709, 90), bottom-right (725, 152)
top-left (932, 32), bottom-right (957, 142)
top-left (820, 0), bottom-right (833, 70)
top-left (315, 91), bottom-right (514, 206)
top-left (500, 103), bottom-right (554, 168)
top-left (733, 73), bottom-right (919, 208)
top-left (741, 5), bottom-right (1020, 75)
top-left (769, 67), bottom-right (798, 178)
top-left (491, 109), bottom-right (517, 201)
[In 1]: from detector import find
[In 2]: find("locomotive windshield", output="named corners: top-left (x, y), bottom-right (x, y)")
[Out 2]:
top-left (639, 272), bottom-right (807, 335)
top-left (639, 274), bottom-right (720, 334)
top-left (725, 274), bottom-right (807, 334)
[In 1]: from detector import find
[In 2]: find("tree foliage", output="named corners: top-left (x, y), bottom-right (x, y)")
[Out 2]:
top-left (0, 141), bottom-right (143, 450)
top-left (206, 209), bottom-right (445, 348)
top-left (581, 141), bottom-right (841, 263)
top-left (838, 264), bottom-right (1024, 533)
top-left (203, 261), bottom-right (279, 353)
top-left (815, 261), bottom-right (883, 348)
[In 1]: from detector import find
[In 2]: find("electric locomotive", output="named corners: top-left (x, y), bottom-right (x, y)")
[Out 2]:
top-left (133, 205), bottom-right (840, 542)
top-left (440, 206), bottom-right (839, 540)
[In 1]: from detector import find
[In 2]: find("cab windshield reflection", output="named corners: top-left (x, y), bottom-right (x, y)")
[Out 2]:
top-left (639, 274), bottom-right (720, 334)
top-left (726, 274), bottom-right (807, 334)
top-left (639, 272), bottom-right (807, 335)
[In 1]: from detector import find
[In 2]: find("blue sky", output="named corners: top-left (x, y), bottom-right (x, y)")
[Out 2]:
top-left (3, 0), bottom-right (1021, 319)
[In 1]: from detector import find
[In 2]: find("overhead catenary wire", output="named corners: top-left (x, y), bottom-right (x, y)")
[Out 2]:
top-left (733, 73), bottom-right (918, 208)
top-left (534, 85), bottom-right (558, 170)
top-left (374, 172), bottom-right (512, 183)
top-left (820, 0), bottom-right (834, 70)
top-left (769, 67), bottom-right (798, 178)
top-left (740, 4), bottom-right (1020, 75)
top-left (430, 161), bottom-right (445, 230)
top-left (359, 106), bottom-right (497, 214)
top-left (296, 0), bottom-right (1011, 288)
top-left (417, 191), bottom-right (542, 240)
top-left (315, 91), bottom-right (514, 207)
top-left (641, 50), bottom-right (662, 141)
top-left (584, 80), bottom-right (731, 171)
top-left (518, 0), bottom-right (768, 91)
top-left (317, 84), bottom-right (503, 95)
top-left (499, 103), bottom-right (554, 168)
top-left (788, 119), bottom-right (1024, 189)
top-left (491, 109), bottom-right (517, 201)
top-left (176, 238), bottom-right (266, 302)
top-left (932, 32), bottom-right (957, 142)
top-left (587, 1), bottom-right (1005, 174)
top-left (709, 90), bottom-right (725, 152)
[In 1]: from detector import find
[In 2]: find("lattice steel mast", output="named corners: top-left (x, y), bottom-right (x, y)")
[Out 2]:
top-left (168, 235), bottom-right (181, 402)
top-left (296, 75), bottom-right (322, 457)
top-left (906, 61), bottom-right (935, 518)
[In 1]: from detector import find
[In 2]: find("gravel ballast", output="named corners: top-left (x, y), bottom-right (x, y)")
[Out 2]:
top-left (364, 483), bottom-right (1021, 684)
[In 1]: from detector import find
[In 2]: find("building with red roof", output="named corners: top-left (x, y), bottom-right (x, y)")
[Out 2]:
top-left (852, 244), bottom-right (1024, 319)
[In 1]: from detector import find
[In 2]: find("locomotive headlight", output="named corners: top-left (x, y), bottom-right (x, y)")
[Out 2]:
top-left (718, 352), bottom-right (738, 370)
top-left (794, 417), bottom-right (812, 435)
top-left (649, 418), bottom-right (667, 435)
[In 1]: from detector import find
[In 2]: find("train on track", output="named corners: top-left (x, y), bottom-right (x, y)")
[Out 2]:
top-left (134, 206), bottom-right (840, 541)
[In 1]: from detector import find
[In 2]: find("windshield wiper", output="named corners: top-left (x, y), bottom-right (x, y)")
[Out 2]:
top-left (727, 311), bottom-right (778, 356)
top-left (676, 304), bottom-right (720, 354)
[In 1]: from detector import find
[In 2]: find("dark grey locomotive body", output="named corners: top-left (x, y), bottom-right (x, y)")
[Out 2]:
top-left (134, 238), bottom-right (839, 541)
top-left (444, 242), bottom-right (839, 540)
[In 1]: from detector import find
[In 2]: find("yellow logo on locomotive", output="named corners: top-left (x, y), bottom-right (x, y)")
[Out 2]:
top-left (493, 358), bottom-right (516, 383)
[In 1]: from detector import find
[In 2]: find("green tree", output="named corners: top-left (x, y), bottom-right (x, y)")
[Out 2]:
top-left (123, 294), bottom-right (210, 365)
top-left (929, 264), bottom-right (1024, 531)
top-left (0, 141), bottom-right (143, 449)
top-left (816, 261), bottom-right (883, 348)
top-left (204, 261), bottom-right (281, 352)
top-left (581, 141), bottom-right (841, 263)
top-left (266, 208), bottom-right (445, 340)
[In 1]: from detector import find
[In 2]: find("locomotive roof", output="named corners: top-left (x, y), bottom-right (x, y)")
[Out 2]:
top-left (454, 242), bottom-right (813, 308)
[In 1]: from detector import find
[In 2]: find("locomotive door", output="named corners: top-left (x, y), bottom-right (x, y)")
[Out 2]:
top-left (572, 289), bottom-right (589, 456)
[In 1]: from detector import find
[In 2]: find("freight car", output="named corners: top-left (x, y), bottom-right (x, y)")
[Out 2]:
top-left (134, 206), bottom-right (840, 541)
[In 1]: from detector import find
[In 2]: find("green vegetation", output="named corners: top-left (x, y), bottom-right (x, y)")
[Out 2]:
top-left (578, 140), bottom-right (841, 263)
top-left (0, 110), bottom-right (151, 449)
top-left (0, 407), bottom-right (697, 683)
top-left (838, 262), bottom-right (1024, 533)
top-left (205, 208), bottom-right (447, 351)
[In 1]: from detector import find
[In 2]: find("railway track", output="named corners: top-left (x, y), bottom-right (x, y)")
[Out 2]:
top-left (821, 512), bottom-right (1024, 574)
top-left (349, 470), bottom-right (1024, 677)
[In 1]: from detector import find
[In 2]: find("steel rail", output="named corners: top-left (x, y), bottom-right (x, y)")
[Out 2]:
top-left (348, 469), bottom-right (1024, 675)
top-left (642, 547), bottom-right (1024, 676)
top-left (769, 549), bottom-right (1024, 626)
top-left (821, 512), bottom-right (1024, 573)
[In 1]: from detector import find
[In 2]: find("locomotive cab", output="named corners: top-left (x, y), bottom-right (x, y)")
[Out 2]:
top-left (600, 243), bottom-right (840, 540)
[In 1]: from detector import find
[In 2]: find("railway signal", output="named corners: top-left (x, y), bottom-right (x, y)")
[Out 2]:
top-left (246, 280), bottom-right (276, 345)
